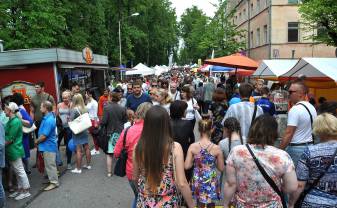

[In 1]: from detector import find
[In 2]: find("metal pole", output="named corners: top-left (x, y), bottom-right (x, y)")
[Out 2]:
top-left (119, 20), bottom-right (122, 80)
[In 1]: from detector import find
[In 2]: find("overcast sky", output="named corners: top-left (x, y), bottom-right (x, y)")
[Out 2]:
top-left (170, 0), bottom-right (218, 20)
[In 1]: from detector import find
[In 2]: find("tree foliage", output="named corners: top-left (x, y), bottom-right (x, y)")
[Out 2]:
top-left (0, 0), bottom-right (179, 66)
top-left (178, 0), bottom-right (245, 64)
top-left (299, 0), bottom-right (337, 46)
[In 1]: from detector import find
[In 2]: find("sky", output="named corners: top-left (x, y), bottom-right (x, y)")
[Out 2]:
top-left (170, 0), bottom-right (218, 20)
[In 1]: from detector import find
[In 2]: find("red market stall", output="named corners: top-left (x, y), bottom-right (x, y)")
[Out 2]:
top-left (0, 48), bottom-right (109, 104)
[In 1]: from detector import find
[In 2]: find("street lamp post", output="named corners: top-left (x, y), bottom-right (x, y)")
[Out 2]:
top-left (119, 12), bottom-right (139, 80)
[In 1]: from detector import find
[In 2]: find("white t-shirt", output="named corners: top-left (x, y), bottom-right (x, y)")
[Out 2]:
top-left (287, 101), bottom-right (317, 143)
top-left (185, 98), bottom-right (198, 120)
top-left (86, 99), bottom-right (98, 121)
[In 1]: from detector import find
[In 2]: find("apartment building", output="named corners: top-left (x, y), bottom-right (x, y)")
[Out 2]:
top-left (228, 0), bottom-right (336, 61)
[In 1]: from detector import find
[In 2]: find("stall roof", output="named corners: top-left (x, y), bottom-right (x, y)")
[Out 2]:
top-left (280, 58), bottom-right (337, 82)
top-left (253, 59), bottom-right (298, 77)
top-left (0, 48), bottom-right (108, 68)
top-left (126, 63), bottom-right (154, 76)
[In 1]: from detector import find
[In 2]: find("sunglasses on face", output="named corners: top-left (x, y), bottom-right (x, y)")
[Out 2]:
top-left (288, 90), bottom-right (297, 94)
top-left (151, 85), bottom-right (158, 87)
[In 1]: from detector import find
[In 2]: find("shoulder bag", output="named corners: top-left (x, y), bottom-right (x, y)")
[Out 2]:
top-left (68, 108), bottom-right (92, 135)
top-left (246, 144), bottom-right (287, 208)
top-left (114, 126), bottom-right (131, 177)
top-left (295, 147), bottom-right (337, 207)
top-left (297, 103), bottom-right (316, 143)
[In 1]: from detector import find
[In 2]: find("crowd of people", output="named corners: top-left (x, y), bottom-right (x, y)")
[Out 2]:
top-left (0, 69), bottom-right (336, 208)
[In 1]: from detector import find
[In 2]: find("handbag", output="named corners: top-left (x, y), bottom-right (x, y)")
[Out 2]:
top-left (246, 144), bottom-right (287, 208)
top-left (22, 123), bottom-right (37, 134)
top-left (68, 108), bottom-right (92, 135)
top-left (295, 147), bottom-right (337, 207)
top-left (114, 126), bottom-right (131, 177)
top-left (97, 125), bottom-right (109, 153)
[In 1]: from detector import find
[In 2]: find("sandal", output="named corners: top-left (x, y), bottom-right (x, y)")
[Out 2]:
top-left (107, 172), bottom-right (112, 177)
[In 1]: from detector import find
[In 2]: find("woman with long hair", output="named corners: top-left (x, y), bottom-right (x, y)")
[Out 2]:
top-left (85, 89), bottom-right (100, 156)
top-left (100, 92), bottom-right (127, 177)
top-left (185, 119), bottom-right (224, 208)
top-left (70, 93), bottom-right (91, 174)
top-left (180, 85), bottom-right (199, 128)
top-left (133, 106), bottom-right (194, 208)
top-left (223, 115), bottom-right (297, 208)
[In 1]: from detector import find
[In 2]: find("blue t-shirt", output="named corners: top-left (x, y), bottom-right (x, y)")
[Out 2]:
top-left (38, 112), bottom-right (57, 153)
top-left (126, 93), bottom-right (151, 112)
top-left (256, 97), bottom-right (275, 116)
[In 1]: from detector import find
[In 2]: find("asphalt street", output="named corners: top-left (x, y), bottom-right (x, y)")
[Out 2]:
top-left (6, 146), bottom-right (134, 208)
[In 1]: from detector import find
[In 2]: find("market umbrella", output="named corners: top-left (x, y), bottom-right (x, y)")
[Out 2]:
top-left (204, 53), bottom-right (258, 71)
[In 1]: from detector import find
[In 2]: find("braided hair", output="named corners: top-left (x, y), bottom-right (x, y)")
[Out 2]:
top-left (223, 117), bottom-right (243, 151)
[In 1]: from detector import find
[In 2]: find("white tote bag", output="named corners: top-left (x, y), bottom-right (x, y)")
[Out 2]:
top-left (68, 108), bottom-right (92, 135)
top-left (22, 123), bottom-right (37, 134)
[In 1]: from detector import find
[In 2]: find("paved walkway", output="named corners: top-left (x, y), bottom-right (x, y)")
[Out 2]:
top-left (6, 147), bottom-right (133, 208)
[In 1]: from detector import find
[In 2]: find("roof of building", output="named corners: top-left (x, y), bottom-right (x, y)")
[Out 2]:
top-left (0, 48), bottom-right (108, 68)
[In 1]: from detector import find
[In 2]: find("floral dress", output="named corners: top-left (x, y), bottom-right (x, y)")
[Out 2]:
top-left (226, 144), bottom-right (294, 208)
top-left (136, 148), bottom-right (179, 207)
top-left (191, 143), bottom-right (220, 204)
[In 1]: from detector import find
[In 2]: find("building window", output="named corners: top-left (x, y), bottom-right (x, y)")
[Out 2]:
top-left (257, 28), bottom-right (260, 46)
top-left (243, 9), bottom-right (246, 19)
top-left (288, 22), bottom-right (299, 42)
top-left (239, 12), bottom-right (241, 20)
top-left (264, 25), bottom-right (268, 43)
top-left (257, 0), bottom-right (260, 12)
top-left (288, 0), bottom-right (299, 4)
top-left (250, 31), bottom-right (254, 48)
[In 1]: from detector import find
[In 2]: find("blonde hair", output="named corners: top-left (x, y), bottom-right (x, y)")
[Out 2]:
top-left (72, 93), bottom-right (87, 113)
top-left (198, 119), bottom-right (212, 137)
top-left (62, 90), bottom-right (71, 98)
top-left (156, 89), bottom-right (172, 104)
top-left (135, 102), bottom-right (153, 119)
top-left (313, 113), bottom-right (337, 139)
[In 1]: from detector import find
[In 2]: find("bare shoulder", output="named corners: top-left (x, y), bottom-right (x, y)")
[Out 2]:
top-left (212, 144), bottom-right (223, 155)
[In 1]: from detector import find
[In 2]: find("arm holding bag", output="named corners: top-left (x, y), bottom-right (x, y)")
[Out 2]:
top-left (68, 108), bottom-right (92, 134)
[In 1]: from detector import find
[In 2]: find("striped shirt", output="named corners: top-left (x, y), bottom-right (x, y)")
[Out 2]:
top-left (222, 101), bottom-right (263, 138)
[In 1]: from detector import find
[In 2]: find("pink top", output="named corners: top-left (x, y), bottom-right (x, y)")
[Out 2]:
top-left (114, 120), bottom-right (144, 180)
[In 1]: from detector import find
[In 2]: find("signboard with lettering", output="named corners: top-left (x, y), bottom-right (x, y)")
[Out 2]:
top-left (1, 81), bottom-right (36, 105)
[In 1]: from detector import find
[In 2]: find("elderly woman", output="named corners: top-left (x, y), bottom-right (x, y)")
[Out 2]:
top-left (289, 113), bottom-right (337, 208)
top-left (223, 115), bottom-right (297, 208)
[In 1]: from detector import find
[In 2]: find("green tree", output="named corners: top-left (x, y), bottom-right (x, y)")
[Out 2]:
top-left (178, 1), bottom-right (245, 65)
top-left (0, 0), bottom-right (67, 49)
top-left (299, 0), bottom-right (337, 46)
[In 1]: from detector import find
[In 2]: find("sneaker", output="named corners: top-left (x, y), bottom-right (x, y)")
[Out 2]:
top-left (9, 191), bottom-right (19, 198)
top-left (83, 165), bottom-right (92, 170)
top-left (71, 168), bottom-right (82, 174)
top-left (43, 183), bottom-right (58, 191)
top-left (107, 173), bottom-right (112, 177)
top-left (67, 164), bottom-right (72, 170)
top-left (15, 192), bottom-right (31, 200)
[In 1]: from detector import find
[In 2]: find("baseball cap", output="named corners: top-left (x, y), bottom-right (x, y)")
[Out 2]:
top-left (5, 102), bottom-right (19, 112)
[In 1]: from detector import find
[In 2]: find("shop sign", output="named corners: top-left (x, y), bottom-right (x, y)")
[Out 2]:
top-left (82, 47), bottom-right (94, 64)
top-left (1, 81), bottom-right (36, 105)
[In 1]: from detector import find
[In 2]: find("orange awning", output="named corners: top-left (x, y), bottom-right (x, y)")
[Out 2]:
top-left (204, 53), bottom-right (258, 70)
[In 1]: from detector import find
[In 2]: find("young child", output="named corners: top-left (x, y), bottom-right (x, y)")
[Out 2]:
top-left (185, 118), bottom-right (224, 208)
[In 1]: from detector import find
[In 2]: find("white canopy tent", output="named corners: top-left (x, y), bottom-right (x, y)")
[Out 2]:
top-left (280, 58), bottom-right (337, 82)
top-left (125, 63), bottom-right (155, 76)
top-left (253, 59), bottom-right (298, 78)
top-left (154, 65), bottom-right (170, 76)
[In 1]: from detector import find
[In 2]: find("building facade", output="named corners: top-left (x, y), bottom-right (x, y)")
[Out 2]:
top-left (228, 0), bottom-right (336, 61)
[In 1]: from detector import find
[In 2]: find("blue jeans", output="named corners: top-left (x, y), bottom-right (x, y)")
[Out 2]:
top-left (0, 169), bottom-right (5, 208)
top-left (286, 145), bottom-right (312, 167)
top-left (128, 180), bottom-right (138, 208)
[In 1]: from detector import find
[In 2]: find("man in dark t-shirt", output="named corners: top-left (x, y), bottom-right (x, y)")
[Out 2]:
top-left (126, 81), bottom-right (151, 112)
